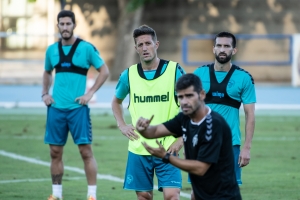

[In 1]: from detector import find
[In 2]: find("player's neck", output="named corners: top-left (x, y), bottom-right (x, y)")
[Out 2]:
top-left (61, 36), bottom-right (77, 46)
top-left (214, 62), bottom-right (232, 72)
top-left (191, 105), bottom-right (209, 123)
top-left (141, 57), bottom-right (160, 71)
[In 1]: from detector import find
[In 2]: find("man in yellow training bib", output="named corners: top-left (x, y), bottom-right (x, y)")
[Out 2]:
top-left (111, 25), bottom-right (185, 200)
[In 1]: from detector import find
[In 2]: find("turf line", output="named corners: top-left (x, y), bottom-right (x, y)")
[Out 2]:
top-left (0, 135), bottom-right (299, 141)
top-left (0, 150), bottom-right (190, 198)
top-left (0, 177), bottom-right (86, 184)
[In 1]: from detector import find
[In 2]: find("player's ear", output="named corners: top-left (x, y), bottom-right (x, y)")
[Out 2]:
top-left (200, 89), bottom-right (206, 101)
top-left (232, 47), bottom-right (237, 55)
top-left (155, 40), bottom-right (159, 49)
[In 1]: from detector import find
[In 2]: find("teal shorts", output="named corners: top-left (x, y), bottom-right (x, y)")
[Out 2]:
top-left (124, 151), bottom-right (182, 192)
top-left (44, 105), bottom-right (92, 145)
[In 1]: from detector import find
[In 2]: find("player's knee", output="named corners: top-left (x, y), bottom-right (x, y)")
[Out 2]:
top-left (79, 144), bottom-right (93, 160)
top-left (50, 146), bottom-right (63, 160)
top-left (136, 191), bottom-right (152, 200)
top-left (164, 188), bottom-right (180, 200)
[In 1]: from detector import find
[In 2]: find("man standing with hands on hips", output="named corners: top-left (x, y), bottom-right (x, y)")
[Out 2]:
top-left (42, 10), bottom-right (109, 200)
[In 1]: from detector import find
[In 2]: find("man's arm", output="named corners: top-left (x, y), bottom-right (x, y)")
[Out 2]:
top-left (136, 115), bottom-right (175, 139)
top-left (168, 154), bottom-right (211, 176)
top-left (88, 64), bottom-right (109, 94)
top-left (239, 103), bottom-right (255, 167)
top-left (111, 96), bottom-right (139, 141)
top-left (75, 64), bottom-right (109, 104)
top-left (143, 140), bottom-right (211, 176)
top-left (42, 70), bottom-right (54, 106)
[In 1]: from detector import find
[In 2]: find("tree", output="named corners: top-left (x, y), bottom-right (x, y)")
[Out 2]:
top-left (110, 0), bottom-right (163, 80)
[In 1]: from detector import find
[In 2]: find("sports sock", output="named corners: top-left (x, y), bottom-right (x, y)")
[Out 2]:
top-left (87, 185), bottom-right (97, 199)
top-left (52, 184), bottom-right (62, 198)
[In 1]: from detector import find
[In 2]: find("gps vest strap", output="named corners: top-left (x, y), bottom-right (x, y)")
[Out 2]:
top-left (54, 38), bottom-right (88, 76)
top-left (205, 64), bottom-right (241, 109)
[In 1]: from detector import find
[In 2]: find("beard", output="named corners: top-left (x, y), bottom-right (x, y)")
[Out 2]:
top-left (215, 52), bottom-right (232, 64)
top-left (60, 30), bottom-right (73, 40)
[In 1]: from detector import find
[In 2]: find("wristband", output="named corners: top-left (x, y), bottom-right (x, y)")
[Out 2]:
top-left (162, 153), bottom-right (171, 163)
top-left (41, 93), bottom-right (48, 98)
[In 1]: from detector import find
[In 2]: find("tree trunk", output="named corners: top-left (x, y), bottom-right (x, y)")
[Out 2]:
top-left (110, 0), bottom-right (143, 81)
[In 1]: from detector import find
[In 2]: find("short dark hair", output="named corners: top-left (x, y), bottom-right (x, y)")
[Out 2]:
top-left (214, 31), bottom-right (236, 48)
top-left (176, 74), bottom-right (203, 94)
top-left (133, 25), bottom-right (157, 44)
top-left (57, 10), bottom-right (75, 24)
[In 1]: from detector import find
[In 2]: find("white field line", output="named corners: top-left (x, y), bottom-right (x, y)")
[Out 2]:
top-left (0, 177), bottom-right (86, 184)
top-left (0, 135), bottom-right (299, 141)
top-left (0, 102), bottom-right (128, 109)
top-left (1, 102), bottom-right (300, 110)
top-left (0, 150), bottom-right (191, 199)
top-left (0, 135), bottom-right (126, 140)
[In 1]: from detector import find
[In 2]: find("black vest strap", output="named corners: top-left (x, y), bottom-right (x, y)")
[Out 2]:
top-left (205, 64), bottom-right (241, 109)
top-left (54, 38), bottom-right (88, 76)
top-left (137, 59), bottom-right (167, 80)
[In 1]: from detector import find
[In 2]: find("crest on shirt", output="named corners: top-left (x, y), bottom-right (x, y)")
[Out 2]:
top-left (192, 134), bottom-right (198, 147)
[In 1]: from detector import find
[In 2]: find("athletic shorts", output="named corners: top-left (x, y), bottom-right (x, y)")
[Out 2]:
top-left (124, 151), bottom-right (182, 192)
top-left (233, 145), bottom-right (242, 185)
top-left (44, 105), bottom-right (92, 145)
top-left (187, 145), bottom-right (242, 185)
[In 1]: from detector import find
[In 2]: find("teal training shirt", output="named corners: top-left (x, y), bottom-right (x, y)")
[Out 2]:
top-left (115, 60), bottom-right (186, 100)
top-left (194, 66), bottom-right (256, 146)
top-left (45, 40), bottom-right (105, 110)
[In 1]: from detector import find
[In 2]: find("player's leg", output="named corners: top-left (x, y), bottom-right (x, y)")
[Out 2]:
top-left (49, 145), bottom-right (64, 199)
top-left (187, 175), bottom-right (195, 200)
top-left (78, 144), bottom-right (98, 198)
top-left (136, 191), bottom-right (153, 200)
top-left (233, 145), bottom-right (242, 185)
top-left (45, 106), bottom-right (69, 199)
top-left (154, 156), bottom-right (181, 200)
top-left (68, 106), bottom-right (98, 199)
top-left (190, 189), bottom-right (195, 200)
top-left (123, 151), bottom-right (155, 200)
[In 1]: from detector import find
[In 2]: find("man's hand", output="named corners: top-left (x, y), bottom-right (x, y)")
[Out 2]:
top-left (142, 139), bottom-right (167, 159)
top-left (167, 137), bottom-right (183, 156)
top-left (136, 115), bottom-right (154, 132)
top-left (119, 124), bottom-right (139, 141)
top-left (238, 147), bottom-right (250, 167)
top-left (42, 94), bottom-right (55, 106)
top-left (75, 92), bottom-right (93, 105)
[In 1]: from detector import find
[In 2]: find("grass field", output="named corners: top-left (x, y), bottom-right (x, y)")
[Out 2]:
top-left (0, 108), bottom-right (299, 200)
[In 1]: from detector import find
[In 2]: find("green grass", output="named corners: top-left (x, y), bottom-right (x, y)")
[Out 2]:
top-left (0, 111), bottom-right (299, 200)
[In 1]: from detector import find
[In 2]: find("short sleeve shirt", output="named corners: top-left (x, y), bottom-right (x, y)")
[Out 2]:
top-left (163, 109), bottom-right (241, 200)
top-left (45, 40), bottom-right (105, 109)
top-left (194, 65), bottom-right (256, 145)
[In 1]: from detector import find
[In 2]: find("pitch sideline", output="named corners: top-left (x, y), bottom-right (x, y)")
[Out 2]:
top-left (0, 150), bottom-right (191, 198)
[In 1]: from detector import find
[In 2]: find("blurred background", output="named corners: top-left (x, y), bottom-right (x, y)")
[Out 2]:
top-left (0, 0), bottom-right (300, 106)
top-left (0, 1), bottom-right (299, 199)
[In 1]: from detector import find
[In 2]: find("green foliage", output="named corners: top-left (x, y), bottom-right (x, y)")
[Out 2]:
top-left (127, 0), bottom-right (163, 12)
top-left (0, 111), bottom-right (299, 199)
